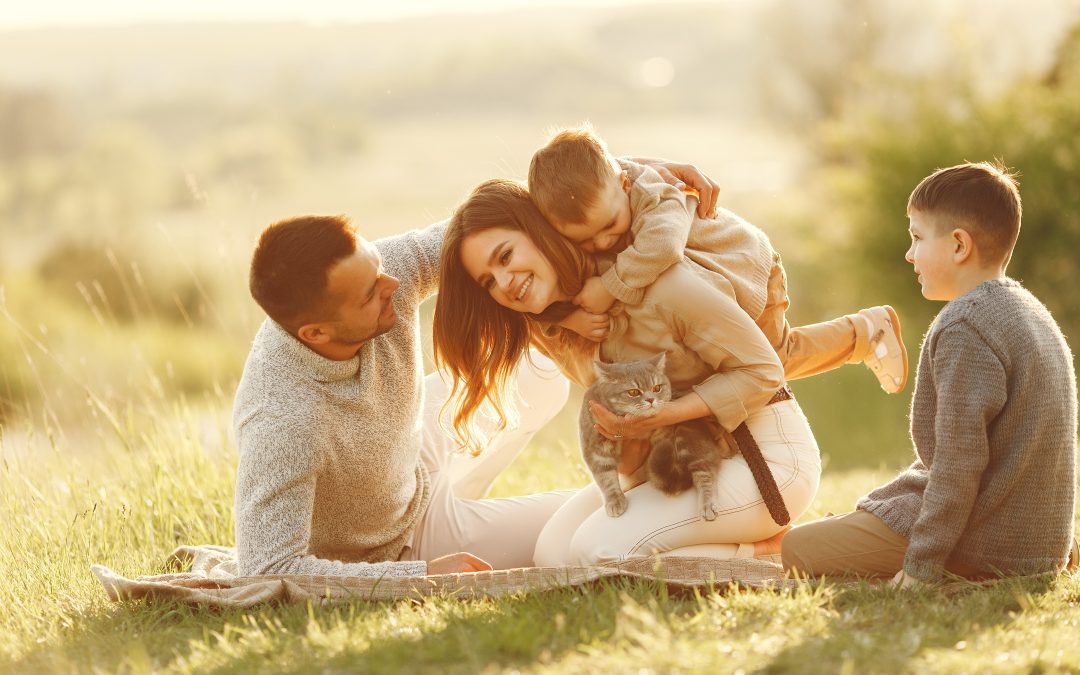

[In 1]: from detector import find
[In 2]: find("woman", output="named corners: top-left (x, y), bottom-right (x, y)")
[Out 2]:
top-left (432, 178), bottom-right (821, 566)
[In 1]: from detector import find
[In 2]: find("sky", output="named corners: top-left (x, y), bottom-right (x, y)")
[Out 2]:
top-left (0, 0), bottom-right (684, 28)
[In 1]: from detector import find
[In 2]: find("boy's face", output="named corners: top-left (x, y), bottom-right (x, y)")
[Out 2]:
top-left (906, 210), bottom-right (962, 301)
top-left (554, 171), bottom-right (632, 253)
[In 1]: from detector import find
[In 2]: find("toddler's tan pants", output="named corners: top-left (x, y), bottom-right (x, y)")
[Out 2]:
top-left (756, 254), bottom-right (873, 381)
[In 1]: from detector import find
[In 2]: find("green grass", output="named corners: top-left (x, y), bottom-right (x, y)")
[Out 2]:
top-left (2, 398), bottom-right (1079, 674)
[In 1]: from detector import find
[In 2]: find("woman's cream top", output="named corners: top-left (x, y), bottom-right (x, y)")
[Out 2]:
top-left (535, 259), bottom-right (784, 432)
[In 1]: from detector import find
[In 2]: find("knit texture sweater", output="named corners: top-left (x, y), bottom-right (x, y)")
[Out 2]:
top-left (857, 279), bottom-right (1077, 580)
top-left (601, 161), bottom-right (774, 319)
top-left (232, 222), bottom-right (445, 578)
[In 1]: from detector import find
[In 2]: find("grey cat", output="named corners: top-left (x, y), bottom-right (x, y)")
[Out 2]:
top-left (579, 353), bottom-right (737, 520)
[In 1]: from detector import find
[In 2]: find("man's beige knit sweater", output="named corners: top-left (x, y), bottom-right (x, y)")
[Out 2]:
top-left (232, 222), bottom-right (445, 577)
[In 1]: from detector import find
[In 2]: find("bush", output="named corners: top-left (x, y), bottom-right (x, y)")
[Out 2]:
top-left (824, 27), bottom-right (1080, 348)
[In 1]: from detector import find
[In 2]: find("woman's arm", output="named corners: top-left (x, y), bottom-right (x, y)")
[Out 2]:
top-left (589, 391), bottom-right (710, 441)
top-left (591, 264), bottom-right (784, 440)
top-left (660, 266), bottom-right (784, 430)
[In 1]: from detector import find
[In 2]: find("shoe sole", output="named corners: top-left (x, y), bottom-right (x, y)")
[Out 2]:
top-left (883, 305), bottom-right (909, 393)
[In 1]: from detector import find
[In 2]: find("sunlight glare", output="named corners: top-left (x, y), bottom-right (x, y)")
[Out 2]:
top-left (640, 56), bottom-right (675, 87)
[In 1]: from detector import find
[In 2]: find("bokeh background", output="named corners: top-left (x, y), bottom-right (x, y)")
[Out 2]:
top-left (2, 0), bottom-right (1079, 481)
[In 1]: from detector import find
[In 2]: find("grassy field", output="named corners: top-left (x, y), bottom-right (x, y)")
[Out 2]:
top-left (2, 392), bottom-right (1079, 674)
top-left (3, 8), bottom-right (1080, 672)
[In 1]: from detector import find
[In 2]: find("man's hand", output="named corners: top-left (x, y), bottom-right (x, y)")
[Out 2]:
top-left (557, 307), bottom-right (610, 342)
top-left (626, 157), bottom-right (720, 218)
top-left (428, 552), bottom-right (492, 575)
top-left (574, 277), bottom-right (616, 314)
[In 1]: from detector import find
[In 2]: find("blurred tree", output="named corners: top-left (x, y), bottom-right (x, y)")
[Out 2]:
top-left (3, 123), bottom-right (170, 238)
top-left (756, 0), bottom-right (887, 126)
top-left (826, 19), bottom-right (1080, 354)
top-left (0, 87), bottom-right (76, 162)
top-left (189, 123), bottom-right (302, 196)
top-left (777, 13), bottom-right (1080, 470)
top-left (35, 239), bottom-right (205, 325)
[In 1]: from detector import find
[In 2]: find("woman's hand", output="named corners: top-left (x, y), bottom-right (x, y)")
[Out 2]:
top-left (588, 400), bottom-right (672, 440)
top-left (589, 392), bottom-right (711, 441)
top-left (617, 438), bottom-right (650, 476)
top-left (623, 157), bottom-right (720, 218)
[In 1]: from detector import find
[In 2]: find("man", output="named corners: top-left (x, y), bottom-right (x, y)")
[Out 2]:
top-left (233, 162), bottom-right (720, 577)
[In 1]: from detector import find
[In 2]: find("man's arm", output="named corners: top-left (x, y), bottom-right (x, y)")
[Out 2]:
top-left (234, 416), bottom-right (428, 578)
top-left (902, 322), bottom-right (1007, 581)
top-left (377, 220), bottom-right (447, 303)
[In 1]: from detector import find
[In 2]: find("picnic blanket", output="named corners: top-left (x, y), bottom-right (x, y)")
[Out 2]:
top-left (91, 546), bottom-right (793, 607)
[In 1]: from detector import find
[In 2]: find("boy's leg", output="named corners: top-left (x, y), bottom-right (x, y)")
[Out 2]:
top-left (757, 258), bottom-right (907, 391)
top-left (781, 510), bottom-right (907, 578)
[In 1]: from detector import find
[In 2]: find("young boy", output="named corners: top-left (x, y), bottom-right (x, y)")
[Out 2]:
top-left (781, 162), bottom-right (1078, 583)
top-left (528, 124), bottom-right (908, 392)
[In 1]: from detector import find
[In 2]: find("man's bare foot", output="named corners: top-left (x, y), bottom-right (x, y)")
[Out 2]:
top-left (753, 525), bottom-right (792, 557)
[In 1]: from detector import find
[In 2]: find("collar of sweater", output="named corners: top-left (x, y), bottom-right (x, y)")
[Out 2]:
top-left (955, 277), bottom-right (1019, 301)
top-left (264, 319), bottom-right (361, 383)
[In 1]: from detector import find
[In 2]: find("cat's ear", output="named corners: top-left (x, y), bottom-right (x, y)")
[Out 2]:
top-left (648, 352), bottom-right (667, 371)
top-left (593, 360), bottom-right (616, 382)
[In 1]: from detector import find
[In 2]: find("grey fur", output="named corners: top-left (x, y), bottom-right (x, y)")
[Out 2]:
top-left (579, 353), bottom-right (733, 520)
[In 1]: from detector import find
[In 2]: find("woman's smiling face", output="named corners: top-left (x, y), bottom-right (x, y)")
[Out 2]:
top-left (460, 227), bottom-right (568, 314)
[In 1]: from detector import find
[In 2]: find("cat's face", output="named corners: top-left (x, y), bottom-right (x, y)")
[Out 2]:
top-left (592, 353), bottom-right (671, 417)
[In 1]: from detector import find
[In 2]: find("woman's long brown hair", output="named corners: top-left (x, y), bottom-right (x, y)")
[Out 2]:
top-left (433, 178), bottom-right (594, 455)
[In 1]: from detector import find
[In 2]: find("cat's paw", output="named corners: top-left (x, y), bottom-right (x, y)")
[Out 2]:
top-left (701, 501), bottom-right (718, 521)
top-left (605, 494), bottom-right (629, 518)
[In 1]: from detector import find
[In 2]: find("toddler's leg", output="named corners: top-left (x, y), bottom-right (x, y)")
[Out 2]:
top-left (781, 510), bottom-right (907, 578)
top-left (756, 256), bottom-right (859, 380)
top-left (757, 257), bottom-right (907, 391)
top-left (853, 306), bottom-right (908, 393)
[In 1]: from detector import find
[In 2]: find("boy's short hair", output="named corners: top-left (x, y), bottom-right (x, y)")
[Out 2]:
top-left (907, 161), bottom-right (1022, 266)
top-left (528, 124), bottom-right (620, 227)
top-left (250, 215), bottom-right (357, 331)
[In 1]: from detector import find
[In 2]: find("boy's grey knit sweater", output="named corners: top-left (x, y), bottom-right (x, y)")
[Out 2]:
top-left (232, 222), bottom-right (445, 577)
top-left (858, 278), bottom-right (1077, 580)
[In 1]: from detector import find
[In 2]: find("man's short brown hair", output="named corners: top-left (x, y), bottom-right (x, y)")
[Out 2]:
top-left (249, 215), bottom-right (357, 330)
top-left (907, 161), bottom-right (1022, 266)
top-left (528, 124), bottom-right (619, 227)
